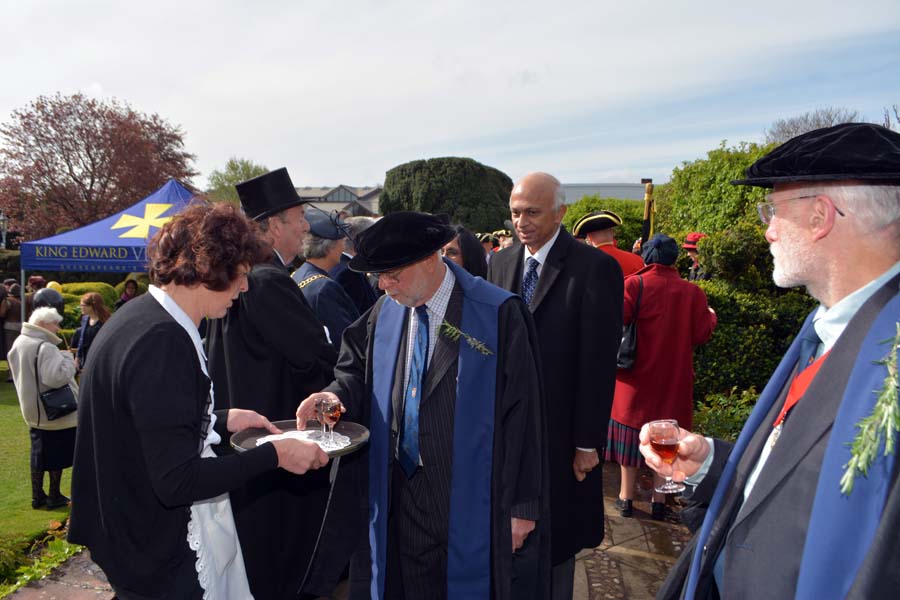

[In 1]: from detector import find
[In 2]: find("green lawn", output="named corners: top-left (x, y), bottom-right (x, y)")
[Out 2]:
top-left (0, 361), bottom-right (72, 540)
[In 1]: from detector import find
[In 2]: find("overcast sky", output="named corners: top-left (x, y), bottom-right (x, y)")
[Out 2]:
top-left (3, 1), bottom-right (900, 189)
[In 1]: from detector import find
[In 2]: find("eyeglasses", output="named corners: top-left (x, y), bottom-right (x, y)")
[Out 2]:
top-left (756, 194), bottom-right (846, 225)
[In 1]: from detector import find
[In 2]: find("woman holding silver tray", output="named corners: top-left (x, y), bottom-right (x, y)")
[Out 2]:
top-left (68, 202), bottom-right (330, 600)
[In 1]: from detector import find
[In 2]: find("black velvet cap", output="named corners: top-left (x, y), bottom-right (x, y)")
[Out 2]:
top-left (642, 234), bottom-right (679, 266)
top-left (306, 208), bottom-right (349, 240)
top-left (572, 210), bottom-right (623, 238)
top-left (349, 212), bottom-right (456, 273)
top-left (733, 123), bottom-right (900, 188)
top-left (236, 167), bottom-right (309, 221)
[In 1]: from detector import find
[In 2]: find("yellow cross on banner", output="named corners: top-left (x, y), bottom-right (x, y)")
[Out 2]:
top-left (110, 203), bottom-right (175, 238)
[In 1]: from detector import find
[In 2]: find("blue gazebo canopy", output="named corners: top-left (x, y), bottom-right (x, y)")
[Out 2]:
top-left (19, 180), bottom-right (195, 272)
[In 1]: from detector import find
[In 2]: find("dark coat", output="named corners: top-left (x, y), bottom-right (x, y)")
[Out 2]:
top-left (205, 254), bottom-right (338, 599)
top-left (657, 273), bottom-right (900, 600)
top-left (325, 272), bottom-right (550, 600)
top-left (68, 294), bottom-right (278, 597)
top-left (488, 228), bottom-right (623, 564)
top-left (331, 253), bottom-right (379, 314)
top-left (293, 261), bottom-right (361, 345)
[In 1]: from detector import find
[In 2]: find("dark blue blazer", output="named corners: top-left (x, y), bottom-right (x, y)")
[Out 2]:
top-left (294, 261), bottom-right (361, 345)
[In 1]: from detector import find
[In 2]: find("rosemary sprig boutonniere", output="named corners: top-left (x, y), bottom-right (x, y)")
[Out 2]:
top-left (440, 320), bottom-right (493, 356)
top-left (840, 322), bottom-right (900, 496)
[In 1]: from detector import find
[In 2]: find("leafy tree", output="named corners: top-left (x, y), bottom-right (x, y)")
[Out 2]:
top-left (206, 157), bottom-right (269, 204)
top-left (562, 196), bottom-right (644, 251)
top-left (764, 107), bottom-right (860, 144)
top-left (379, 157), bottom-right (512, 232)
top-left (0, 93), bottom-right (196, 240)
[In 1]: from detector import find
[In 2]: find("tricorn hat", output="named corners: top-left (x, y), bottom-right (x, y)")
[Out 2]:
top-left (349, 212), bottom-right (456, 273)
top-left (236, 167), bottom-right (309, 221)
top-left (492, 228), bottom-right (513, 238)
top-left (732, 123), bottom-right (900, 188)
top-left (572, 210), bottom-right (623, 238)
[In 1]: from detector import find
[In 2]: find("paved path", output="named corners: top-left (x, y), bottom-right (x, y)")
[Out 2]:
top-left (9, 464), bottom-right (689, 599)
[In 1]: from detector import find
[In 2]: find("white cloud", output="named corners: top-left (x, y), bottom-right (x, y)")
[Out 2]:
top-left (1, 0), bottom-right (899, 188)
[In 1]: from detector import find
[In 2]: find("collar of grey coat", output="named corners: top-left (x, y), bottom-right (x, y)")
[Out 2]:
top-left (730, 271), bottom-right (900, 531)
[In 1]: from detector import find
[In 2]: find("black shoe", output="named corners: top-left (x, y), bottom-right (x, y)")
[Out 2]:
top-left (615, 498), bottom-right (633, 518)
top-left (46, 495), bottom-right (70, 510)
top-left (651, 502), bottom-right (665, 521)
top-left (32, 496), bottom-right (47, 509)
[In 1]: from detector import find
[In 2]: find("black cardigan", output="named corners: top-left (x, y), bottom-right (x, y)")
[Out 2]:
top-left (69, 294), bottom-right (277, 596)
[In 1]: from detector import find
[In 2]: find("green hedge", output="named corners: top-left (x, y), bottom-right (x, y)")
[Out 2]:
top-left (562, 196), bottom-right (644, 251)
top-left (60, 282), bottom-right (117, 309)
top-left (693, 280), bottom-right (815, 401)
top-left (693, 387), bottom-right (760, 442)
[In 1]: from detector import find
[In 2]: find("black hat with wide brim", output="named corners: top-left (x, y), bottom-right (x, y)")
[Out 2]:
top-left (572, 210), bottom-right (623, 238)
top-left (732, 122), bottom-right (900, 188)
top-left (236, 167), bottom-right (309, 221)
top-left (349, 212), bottom-right (456, 273)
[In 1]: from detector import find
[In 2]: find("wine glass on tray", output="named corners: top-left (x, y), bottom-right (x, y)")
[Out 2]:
top-left (315, 397), bottom-right (342, 444)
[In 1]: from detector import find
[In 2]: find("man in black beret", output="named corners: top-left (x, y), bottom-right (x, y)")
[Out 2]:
top-left (297, 211), bottom-right (549, 600)
top-left (292, 209), bottom-right (360, 344)
top-left (206, 167), bottom-right (338, 599)
top-left (644, 123), bottom-right (900, 600)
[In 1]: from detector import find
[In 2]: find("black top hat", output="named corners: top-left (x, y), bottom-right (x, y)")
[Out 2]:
top-left (572, 210), bottom-right (623, 238)
top-left (349, 212), bottom-right (456, 273)
top-left (732, 123), bottom-right (900, 188)
top-left (305, 208), bottom-right (350, 241)
top-left (236, 167), bottom-right (309, 221)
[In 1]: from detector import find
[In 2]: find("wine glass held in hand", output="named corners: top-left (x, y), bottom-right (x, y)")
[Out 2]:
top-left (648, 419), bottom-right (686, 494)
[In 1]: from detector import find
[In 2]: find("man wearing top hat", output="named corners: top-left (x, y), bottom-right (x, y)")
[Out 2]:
top-left (206, 167), bottom-right (338, 599)
top-left (573, 209), bottom-right (645, 277)
top-left (292, 210), bottom-right (360, 344)
top-left (642, 123), bottom-right (900, 600)
top-left (296, 211), bottom-right (550, 600)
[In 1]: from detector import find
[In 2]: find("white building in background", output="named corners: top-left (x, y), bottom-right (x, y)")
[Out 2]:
top-left (561, 183), bottom-right (645, 204)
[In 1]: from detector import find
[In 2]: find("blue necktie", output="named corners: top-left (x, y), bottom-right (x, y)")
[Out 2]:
top-left (399, 305), bottom-right (429, 477)
top-left (795, 323), bottom-right (821, 374)
top-left (521, 257), bottom-right (539, 306)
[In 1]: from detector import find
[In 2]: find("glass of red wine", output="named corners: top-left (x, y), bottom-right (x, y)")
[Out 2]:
top-left (315, 397), bottom-right (342, 443)
top-left (648, 419), bottom-right (685, 494)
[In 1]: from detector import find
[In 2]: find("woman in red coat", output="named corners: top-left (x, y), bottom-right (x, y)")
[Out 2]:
top-left (604, 234), bottom-right (717, 519)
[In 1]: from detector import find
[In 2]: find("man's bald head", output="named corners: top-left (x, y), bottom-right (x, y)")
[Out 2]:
top-left (509, 172), bottom-right (567, 253)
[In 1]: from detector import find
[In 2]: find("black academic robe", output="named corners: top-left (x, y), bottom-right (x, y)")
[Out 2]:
top-left (488, 228), bottom-right (623, 565)
top-left (656, 273), bottom-right (900, 600)
top-left (323, 278), bottom-right (550, 600)
top-left (331, 252), bottom-right (380, 314)
top-left (206, 254), bottom-right (338, 599)
top-left (69, 294), bottom-right (278, 597)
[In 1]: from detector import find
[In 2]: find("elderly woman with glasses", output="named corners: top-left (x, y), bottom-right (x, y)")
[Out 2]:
top-left (69, 202), bottom-right (330, 600)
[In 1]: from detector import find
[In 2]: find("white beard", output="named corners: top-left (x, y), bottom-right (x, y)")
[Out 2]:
top-left (770, 226), bottom-right (817, 289)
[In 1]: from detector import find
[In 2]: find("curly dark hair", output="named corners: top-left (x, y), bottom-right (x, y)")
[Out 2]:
top-left (148, 201), bottom-right (270, 291)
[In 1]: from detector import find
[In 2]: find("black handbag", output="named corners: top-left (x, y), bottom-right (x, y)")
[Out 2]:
top-left (34, 343), bottom-right (77, 423)
top-left (616, 275), bottom-right (643, 369)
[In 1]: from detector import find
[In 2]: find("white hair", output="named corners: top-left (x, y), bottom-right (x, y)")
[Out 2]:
top-left (29, 306), bottom-right (62, 327)
top-left (809, 183), bottom-right (900, 236)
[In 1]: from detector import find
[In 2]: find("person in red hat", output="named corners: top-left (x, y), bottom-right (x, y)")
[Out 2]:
top-left (682, 232), bottom-right (710, 281)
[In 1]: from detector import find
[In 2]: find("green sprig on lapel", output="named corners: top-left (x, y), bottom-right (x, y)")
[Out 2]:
top-left (439, 320), bottom-right (493, 356)
top-left (840, 322), bottom-right (900, 496)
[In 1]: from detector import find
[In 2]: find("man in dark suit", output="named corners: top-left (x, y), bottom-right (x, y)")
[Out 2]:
top-left (330, 215), bottom-right (381, 314)
top-left (643, 123), bottom-right (900, 600)
top-left (297, 211), bottom-right (549, 600)
top-left (487, 172), bottom-right (623, 599)
top-left (293, 210), bottom-right (360, 345)
top-left (206, 167), bottom-right (339, 599)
